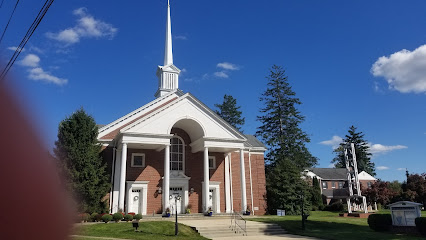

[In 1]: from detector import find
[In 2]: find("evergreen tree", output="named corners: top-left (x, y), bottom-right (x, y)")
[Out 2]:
top-left (256, 65), bottom-right (317, 214)
top-left (54, 108), bottom-right (110, 213)
top-left (214, 94), bottom-right (245, 131)
top-left (331, 125), bottom-right (376, 176)
top-left (311, 177), bottom-right (324, 210)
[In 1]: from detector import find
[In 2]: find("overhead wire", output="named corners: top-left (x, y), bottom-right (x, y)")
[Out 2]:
top-left (0, 0), bottom-right (20, 46)
top-left (0, 0), bottom-right (55, 82)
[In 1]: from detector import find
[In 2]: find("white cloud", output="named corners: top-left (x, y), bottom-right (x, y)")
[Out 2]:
top-left (369, 144), bottom-right (407, 155)
top-left (28, 67), bottom-right (68, 85)
top-left (371, 44), bottom-right (426, 93)
top-left (377, 166), bottom-right (389, 170)
top-left (397, 168), bottom-right (406, 171)
top-left (217, 62), bottom-right (239, 71)
top-left (46, 7), bottom-right (117, 45)
top-left (319, 135), bottom-right (343, 149)
top-left (214, 71), bottom-right (229, 78)
top-left (174, 35), bottom-right (187, 40)
top-left (328, 163), bottom-right (335, 168)
top-left (19, 54), bottom-right (40, 67)
top-left (7, 46), bottom-right (25, 52)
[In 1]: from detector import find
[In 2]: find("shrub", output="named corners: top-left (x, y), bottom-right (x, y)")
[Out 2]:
top-left (134, 214), bottom-right (143, 220)
top-left (415, 217), bottom-right (426, 236)
top-left (368, 214), bottom-right (392, 231)
top-left (102, 214), bottom-right (113, 223)
top-left (90, 213), bottom-right (98, 222)
top-left (113, 212), bottom-right (123, 222)
top-left (77, 213), bottom-right (90, 222)
top-left (124, 214), bottom-right (133, 222)
top-left (95, 214), bottom-right (103, 222)
top-left (323, 202), bottom-right (344, 211)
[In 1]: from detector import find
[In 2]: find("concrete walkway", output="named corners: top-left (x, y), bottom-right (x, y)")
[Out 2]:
top-left (179, 218), bottom-right (321, 240)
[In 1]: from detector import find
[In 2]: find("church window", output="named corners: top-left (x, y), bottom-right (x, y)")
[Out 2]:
top-left (131, 153), bottom-right (145, 167)
top-left (170, 136), bottom-right (184, 171)
top-left (209, 156), bottom-right (216, 169)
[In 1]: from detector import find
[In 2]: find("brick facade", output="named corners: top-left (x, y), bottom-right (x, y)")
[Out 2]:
top-left (102, 128), bottom-right (267, 215)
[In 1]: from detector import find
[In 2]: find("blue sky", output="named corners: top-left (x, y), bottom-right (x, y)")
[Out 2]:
top-left (1, 0), bottom-right (425, 182)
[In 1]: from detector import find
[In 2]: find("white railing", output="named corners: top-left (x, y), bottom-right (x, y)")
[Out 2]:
top-left (230, 211), bottom-right (247, 236)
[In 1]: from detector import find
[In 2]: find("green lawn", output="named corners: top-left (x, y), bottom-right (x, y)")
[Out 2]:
top-left (72, 221), bottom-right (208, 240)
top-left (250, 211), bottom-right (425, 240)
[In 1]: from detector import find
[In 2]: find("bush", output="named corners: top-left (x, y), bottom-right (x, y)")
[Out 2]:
top-left (124, 214), bottom-right (133, 222)
top-left (90, 213), bottom-right (98, 222)
top-left (102, 214), bottom-right (113, 223)
top-left (95, 214), bottom-right (103, 222)
top-left (134, 214), bottom-right (143, 220)
top-left (368, 214), bottom-right (392, 231)
top-left (415, 217), bottom-right (426, 236)
top-left (77, 213), bottom-right (90, 222)
top-left (324, 202), bottom-right (344, 211)
top-left (113, 213), bottom-right (123, 222)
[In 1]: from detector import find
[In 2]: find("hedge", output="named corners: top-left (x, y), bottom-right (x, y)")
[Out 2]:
top-left (134, 214), bottom-right (143, 220)
top-left (102, 214), bottom-right (113, 223)
top-left (415, 217), bottom-right (426, 236)
top-left (124, 214), bottom-right (133, 222)
top-left (113, 213), bottom-right (123, 222)
top-left (368, 214), bottom-right (392, 232)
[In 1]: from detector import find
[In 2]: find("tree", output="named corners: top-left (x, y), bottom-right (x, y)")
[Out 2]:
top-left (54, 108), bottom-right (110, 213)
top-left (214, 94), bottom-right (245, 131)
top-left (256, 65), bottom-right (317, 214)
top-left (311, 177), bottom-right (324, 210)
top-left (405, 173), bottom-right (426, 205)
top-left (363, 181), bottom-right (398, 206)
top-left (331, 125), bottom-right (376, 176)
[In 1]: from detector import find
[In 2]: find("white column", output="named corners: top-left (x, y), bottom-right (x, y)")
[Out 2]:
top-left (224, 153), bottom-right (231, 213)
top-left (203, 147), bottom-right (210, 212)
top-left (240, 149), bottom-right (247, 212)
top-left (163, 144), bottom-right (170, 212)
top-left (118, 143), bottom-right (127, 212)
top-left (112, 149), bottom-right (122, 213)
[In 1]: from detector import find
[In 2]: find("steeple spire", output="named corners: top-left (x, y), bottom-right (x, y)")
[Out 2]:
top-left (164, 0), bottom-right (173, 66)
top-left (155, 0), bottom-right (181, 98)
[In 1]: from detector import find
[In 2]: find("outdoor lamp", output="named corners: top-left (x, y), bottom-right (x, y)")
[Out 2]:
top-left (190, 187), bottom-right (194, 195)
top-left (132, 220), bottom-right (139, 231)
top-left (157, 187), bottom-right (162, 194)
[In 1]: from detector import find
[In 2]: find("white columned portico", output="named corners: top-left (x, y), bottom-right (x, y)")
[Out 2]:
top-left (240, 149), bottom-right (247, 212)
top-left (224, 153), bottom-right (232, 213)
top-left (118, 143), bottom-right (128, 211)
top-left (163, 144), bottom-right (170, 212)
top-left (203, 147), bottom-right (209, 212)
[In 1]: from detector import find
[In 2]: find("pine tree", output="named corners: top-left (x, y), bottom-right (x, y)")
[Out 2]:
top-left (257, 65), bottom-right (317, 214)
top-left (54, 108), bottom-right (110, 213)
top-left (331, 125), bottom-right (376, 176)
top-left (311, 177), bottom-right (324, 210)
top-left (214, 94), bottom-right (245, 131)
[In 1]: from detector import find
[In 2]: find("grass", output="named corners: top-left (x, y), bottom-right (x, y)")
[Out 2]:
top-left (250, 211), bottom-right (425, 240)
top-left (72, 221), bottom-right (208, 240)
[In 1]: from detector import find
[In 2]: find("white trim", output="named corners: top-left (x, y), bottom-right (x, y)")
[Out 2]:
top-left (126, 181), bottom-right (149, 215)
top-left (131, 153), bottom-right (145, 167)
top-left (248, 151), bottom-right (254, 215)
top-left (209, 156), bottom-right (216, 169)
top-left (224, 153), bottom-right (231, 213)
top-left (202, 181), bottom-right (221, 213)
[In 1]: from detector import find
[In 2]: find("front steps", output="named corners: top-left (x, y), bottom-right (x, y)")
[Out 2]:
top-left (194, 221), bottom-right (287, 239)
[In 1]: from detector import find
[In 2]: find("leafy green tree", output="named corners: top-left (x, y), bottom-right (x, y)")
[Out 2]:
top-left (256, 65), bottom-right (317, 214)
top-left (311, 177), bottom-right (324, 210)
top-left (54, 108), bottom-right (110, 213)
top-left (214, 94), bottom-right (245, 131)
top-left (331, 125), bottom-right (376, 176)
top-left (405, 173), bottom-right (426, 205)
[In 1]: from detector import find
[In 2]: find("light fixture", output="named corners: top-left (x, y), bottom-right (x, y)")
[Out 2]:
top-left (157, 187), bottom-right (162, 194)
top-left (190, 187), bottom-right (194, 195)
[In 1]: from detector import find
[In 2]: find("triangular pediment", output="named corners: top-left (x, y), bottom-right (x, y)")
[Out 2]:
top-left (122, 93), bottom-right (246, 143)
top-left (157, 64), bottom-right (181, 73)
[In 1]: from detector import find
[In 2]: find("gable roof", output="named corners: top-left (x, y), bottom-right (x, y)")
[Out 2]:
top-left (307, 168), bottom-right (348, 180)
top-left (358, 171), bottom-right (377, 181)
top-left (244, 134), bottom-right (266, 149)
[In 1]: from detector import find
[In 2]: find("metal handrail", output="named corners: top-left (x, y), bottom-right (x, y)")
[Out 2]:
top-left (230, 211), bottom-right (247, 236)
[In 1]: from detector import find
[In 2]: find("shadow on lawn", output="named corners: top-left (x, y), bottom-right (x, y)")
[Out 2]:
top-left (257, 218), bottom-right (424, 240)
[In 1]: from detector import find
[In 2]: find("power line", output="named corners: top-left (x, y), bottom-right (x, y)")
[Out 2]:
top-left (0, 0), bottom-right (55, 82)
top-left (0, 0), bottom-right (20, 46)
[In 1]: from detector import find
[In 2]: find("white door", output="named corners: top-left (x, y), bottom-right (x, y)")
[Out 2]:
top-left (170, 187), bottom-right (183, 214)
top-left (130, 189), bottom-right (142, 214)
top-left (208, 189), bottom-right (216, 212)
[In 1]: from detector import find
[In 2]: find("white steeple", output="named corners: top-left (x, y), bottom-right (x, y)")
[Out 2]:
top-left (155, 0), bottom-right (181, 98)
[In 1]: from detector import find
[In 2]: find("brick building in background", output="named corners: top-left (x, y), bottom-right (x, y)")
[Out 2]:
top-left (98, 2), bottom-right (267, 215)
top-left (304, 168), bottom-right (376, 205)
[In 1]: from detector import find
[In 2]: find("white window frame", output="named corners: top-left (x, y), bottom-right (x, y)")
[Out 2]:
top-left (170, 136), bottom-right (185, 172)
top-left (131, 153), bottom-right (145, 167)
top-left (209, 156), bottom-right (216, 169)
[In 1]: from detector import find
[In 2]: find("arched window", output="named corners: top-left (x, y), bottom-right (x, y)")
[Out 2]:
top-left (170, 136), bottom-right (184, 171)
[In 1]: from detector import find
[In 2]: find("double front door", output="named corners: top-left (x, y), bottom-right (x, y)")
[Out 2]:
top-left (170, 187), bottom-right (183, 214)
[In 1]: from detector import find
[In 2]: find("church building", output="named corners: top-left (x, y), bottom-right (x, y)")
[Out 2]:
top-left (98, 1), bottom-right (267, 215)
